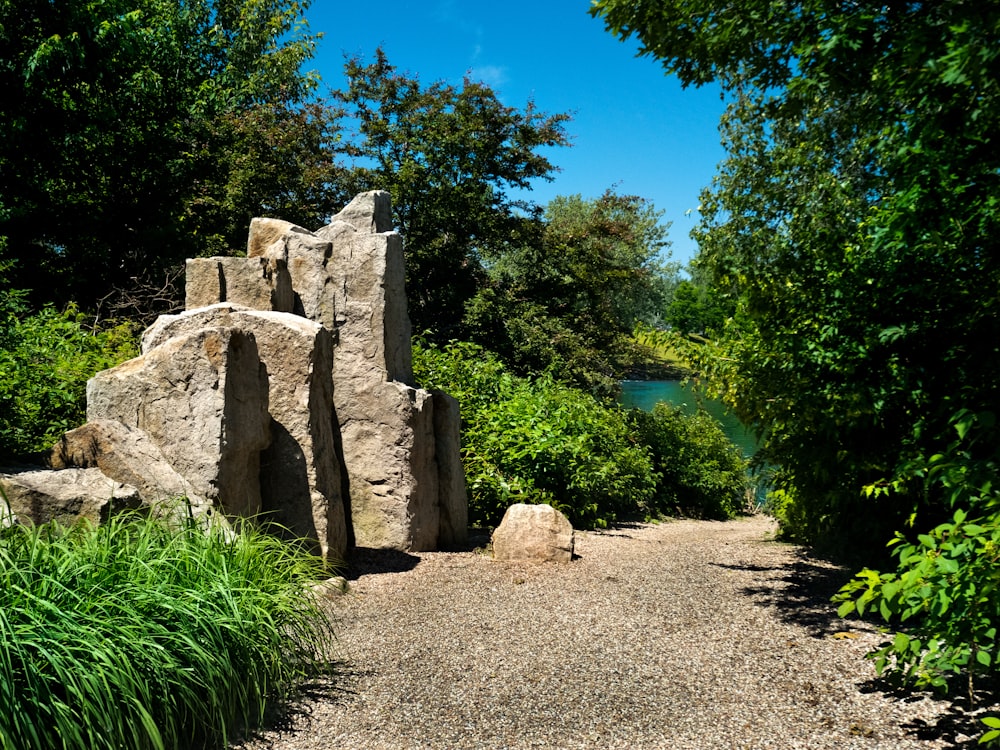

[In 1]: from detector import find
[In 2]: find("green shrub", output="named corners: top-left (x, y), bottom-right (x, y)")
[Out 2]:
top-left (835, 508), bottom-right (1000, 714)
top-left (0, 510), bottom-right (335, 750)
top-left (833, 412), bottom-right (1000, 749)
top-left (414, 340), bottom-right (657, 528)
top-left (629, 402), bottom-right (750, 519)
top-left (0, 304), bottom-right (137, 460)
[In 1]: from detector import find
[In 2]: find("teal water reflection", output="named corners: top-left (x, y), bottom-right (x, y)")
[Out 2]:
top-left (619, 380), bottom-right (758, 459)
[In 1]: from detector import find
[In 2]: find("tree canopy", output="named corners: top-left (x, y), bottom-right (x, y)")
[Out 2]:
top-left (331, 48), bottom-right (571, 336)
top-left (463, 190), bottom-right (675, 395)
top-left (593, 0), bottom-right (1000, 553)
top-left (0, 0), bottom-right (340, 314)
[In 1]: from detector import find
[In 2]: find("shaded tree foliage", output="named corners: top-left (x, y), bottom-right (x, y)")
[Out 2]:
top-left (331, 48), bottom-right (571, 336)
top-left (593, 0), bottom-right (1000, 555)
top-left (464, 191), bottom-right (675, 395)
top-left (664, 265), bottom-right (729, 336)
top-left (0, 0), bottom-right (340, 313)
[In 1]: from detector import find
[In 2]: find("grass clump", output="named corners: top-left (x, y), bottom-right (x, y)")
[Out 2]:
top-left (0, 510), bottom-right (335, 750)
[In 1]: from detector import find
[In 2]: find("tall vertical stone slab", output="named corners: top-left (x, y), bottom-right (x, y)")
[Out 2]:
top-left (247, 218), bottom-right (337, 331)
top-left (431, 391), bottom-right (469, 549)
top-left (86, 327), bottom-right (270, 519)
top-left (340, 381), bottom-right (439, 551)
top-left (224, 191), bottom-right (469, 552)
top-left (330, 189), bottom-right (394, 234)
top-left (142, 303), bottom-right (349, 561)
top-left (312, 192), bottom-right (444, 550)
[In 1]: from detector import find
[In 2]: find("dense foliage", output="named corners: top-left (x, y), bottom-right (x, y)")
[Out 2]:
top-left (593, 0), bottom-right (1000, 716)
top-left (0, 299), bottom-right (137, 460)
top-left (414, 340), bottom-right (748, 528)
top-left (629, 402), bottom-right (749, 520)
top-left (414, 340), bottom-right (656, 529)
top-left (464, 191), bottom-right (676, 396)
top-left (836, 505), bottom-right (1000, 710)
top-left (0, 0), bottom-right (340, 314)
top-left (0, 510), bottom-right (335, 750)
top-left (592, 0), bottom-right (1000, 552)
top-left (663, 264), bottom-right (729, 337)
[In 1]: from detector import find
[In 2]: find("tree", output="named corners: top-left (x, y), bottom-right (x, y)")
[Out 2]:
top-left (663, 265), bottom-right (729, 336)
top-left (331, 48), bottom-right (571, 336)
top-left (463, 191), bottom-right (675, 395)
top-left (592, 0), bottom-right (1000, 554)
top-left (0, 0), bottom-right (339, 314)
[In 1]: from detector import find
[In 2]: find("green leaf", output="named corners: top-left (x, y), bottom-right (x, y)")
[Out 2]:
top-left (893, 632), bottom-right (911, 653)
top-left (837, 600), bottom-right (856, 618)
top-left (937, 557), bottom-right (960, 574)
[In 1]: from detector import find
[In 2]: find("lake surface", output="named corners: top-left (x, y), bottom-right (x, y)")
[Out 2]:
top-left (619, 380), bottom-right (758, 459)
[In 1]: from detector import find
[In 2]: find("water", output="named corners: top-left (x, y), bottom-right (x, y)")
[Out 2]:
top-left (619, 380), bottom-right (759, 459)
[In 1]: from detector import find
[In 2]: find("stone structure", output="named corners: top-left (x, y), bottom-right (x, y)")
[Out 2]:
top-left (0, 467), bottom-right (141, 527)
top-left (492, 503), bottom-right (575, 563)
top-left (50, 419), bottom-right (211, 517)
top-left (0, 191), bottom-right (468, 559)
top-left (87, 326), bottom-right (271, 520)
top-left (185, 256), bottom-right (294, 313)
top-left (245, 191), bottom-right (467, 551)
top-left (142, 304), bottom-right (349, 559)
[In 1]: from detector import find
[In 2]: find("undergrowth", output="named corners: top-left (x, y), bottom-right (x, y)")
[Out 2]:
top-left (0, 508), bottom-right (336, 750)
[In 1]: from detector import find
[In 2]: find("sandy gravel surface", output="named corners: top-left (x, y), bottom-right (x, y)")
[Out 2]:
top-left (232, 516), bottom-right (991, 749)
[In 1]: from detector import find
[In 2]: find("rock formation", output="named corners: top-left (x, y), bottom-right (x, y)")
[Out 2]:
top-left (0, 467), bottom-right (141, 527)
top-left (50, 419), bottom-right (211, 517)
top-left (0, 191), bottom-right (468, 559)
top-left (142, 304), bottom-right (348, 559)
top-left (87, 326), bottom-right (271, 520)
top-left (246, 191), bottom-right (467, 551)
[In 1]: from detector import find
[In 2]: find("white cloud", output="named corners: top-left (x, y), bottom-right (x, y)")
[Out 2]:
top-left (467, 64), bottom-right (509, 89)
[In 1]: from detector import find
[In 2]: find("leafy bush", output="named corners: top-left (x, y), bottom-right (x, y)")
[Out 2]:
top-left (0, 304), bottom-right (137, 460)
top-left (629, 402), bottom-right (750, 519)
top-left (835, 508), bottom-right (1000, 709)
top-left (414, 340), bottom-right (657, 528)
top-left (835, 412), bottom-right (1000, 718)
top-left (0, 509), bottom-right (335, 750)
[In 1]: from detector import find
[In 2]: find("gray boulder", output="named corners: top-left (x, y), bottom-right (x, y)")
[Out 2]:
top-left (432, 391), bottom-right (469, 549)
top-left (50, 419), bottom-right (212, 520)
top-left (247, 218), bottom-right (337, 330)
top-left (143, 303), bottom-right (349, 560)
top-left (0, 467), bottom-right (141, 527)
top-left (185, 256), bottom-right (293, 313)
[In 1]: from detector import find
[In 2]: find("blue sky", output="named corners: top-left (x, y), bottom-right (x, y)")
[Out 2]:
top-left (305, 0), bottom-right (727, 267)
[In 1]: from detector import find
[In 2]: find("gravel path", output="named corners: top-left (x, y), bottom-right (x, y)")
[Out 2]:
top-left (233, 516), bottom-right (990, 749)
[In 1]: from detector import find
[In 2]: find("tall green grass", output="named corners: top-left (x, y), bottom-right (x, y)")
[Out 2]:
top-left (0, 510), bottom-right (336, 750)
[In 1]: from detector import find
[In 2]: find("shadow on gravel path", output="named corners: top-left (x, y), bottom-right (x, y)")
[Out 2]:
top-left (718, 548), bottom-right (999, 748)
top-left (713, 550), bottom-right (854, 637)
